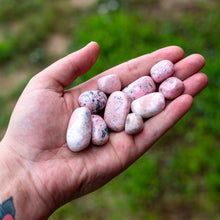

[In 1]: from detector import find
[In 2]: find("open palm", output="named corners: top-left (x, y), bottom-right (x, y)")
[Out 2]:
top-left (0, 42), bottom-right (208, 218)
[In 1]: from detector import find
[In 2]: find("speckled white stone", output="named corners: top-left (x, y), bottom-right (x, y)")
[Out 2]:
top-left (131, 92), bottom-right (165, 118)
top-left (66, 107), bottom-right (91, 152)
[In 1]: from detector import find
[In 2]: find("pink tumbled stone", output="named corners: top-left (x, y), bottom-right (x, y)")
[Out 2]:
top-left (125, 113), bottom-right (144, 135)
top-left (150, 60), bottom-right (175, 83)
top-left (98, 74), bottom-right (121, 94)
top-left (91, 115), bottom-right (109, 146)
top-left (131, 92), bottom-right (165, 118)
top-left (122, 76), bottom-right (156, 101)
top-left (78, 90), bottom-right (107, 113)
top-left (66, 107), bottom-right (91, 152)
top-left (104, 91), bottom-right (131, 131)
top-left (159, 77), bottom-right (184, 100)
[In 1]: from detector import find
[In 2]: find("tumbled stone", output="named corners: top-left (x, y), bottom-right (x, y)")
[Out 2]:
top-left (78, 90), bottom-right (107, 113)
top-left (159, 77), bottom-right (184, 100)
top-left (66, 107), bottom-right (91, 152)
top-left (122, 76), bottom-right (156, 101)
top-left (91, 115), bottom-right (109, 145)
top-left (131, 92), bottom-right (165, 118)
top-left (125, 113), bottom-right (144, 135)
top-left (150, 60), bottom-right (175, 83)
top-left (97, 74), bottom-right (121, 94)
top-left (104, 91), bottom-right (131, 131)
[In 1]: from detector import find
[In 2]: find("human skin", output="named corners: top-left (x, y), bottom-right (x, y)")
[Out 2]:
top-left (0, 42), bottom-right (208, 219)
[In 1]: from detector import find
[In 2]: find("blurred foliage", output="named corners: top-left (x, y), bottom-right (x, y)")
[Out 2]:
top-left (0, 0), bottom-right (220, 219)
top-left (0, 0), bottom-right (44, 22)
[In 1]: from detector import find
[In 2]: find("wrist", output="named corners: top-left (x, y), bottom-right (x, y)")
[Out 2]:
top-left (0, 143), bottom-right (51, 220)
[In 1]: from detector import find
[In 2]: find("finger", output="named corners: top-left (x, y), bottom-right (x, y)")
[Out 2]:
top-left (109, 45), bottom-right (185, 88)
top-left (183, 72), bottom-right (208, 96)
top-left (29, 42), bottom-right (100, 91)
top-left (74, 46), bottom-right (184, 93)
top-left (133, 94), bottom-right (194, 157)
top-left (173, 54), bottom-right (206, 80)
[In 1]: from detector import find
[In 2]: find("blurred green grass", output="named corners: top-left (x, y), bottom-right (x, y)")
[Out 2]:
top-left (0, 0), bottom-right (220, 219)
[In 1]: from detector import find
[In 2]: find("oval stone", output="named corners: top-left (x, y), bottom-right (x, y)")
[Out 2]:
top-left (131, 92), bottom-right (165, 118)
top-left (78, 90), bottom-right (107, 113)
top-left (104, 91), bottom-right (131, 131)
top-left (159, 77), bottom-right (184, 100)
top-left (66, 107), bottom-right (91, 152)
top-left (122, 76), bottom-right (156, 101)
top-left (91, 115), bottom-right (109, 146)
top-left (98, 74), bottom-right (121, 94)
top-left (150, 60), bottom-right (175, 83)
top-left (125, 113), bottom-right (144, 135)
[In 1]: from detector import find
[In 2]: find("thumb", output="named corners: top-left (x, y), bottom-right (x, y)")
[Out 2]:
top-left (28, 41), bottom-right (100, 91)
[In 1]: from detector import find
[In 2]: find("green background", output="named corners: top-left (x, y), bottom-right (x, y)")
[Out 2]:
top-left (0, 0), bottom-right (219, 219)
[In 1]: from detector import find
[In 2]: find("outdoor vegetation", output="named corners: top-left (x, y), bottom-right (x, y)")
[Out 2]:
top-left (0, 0), bottom-right (219, 219)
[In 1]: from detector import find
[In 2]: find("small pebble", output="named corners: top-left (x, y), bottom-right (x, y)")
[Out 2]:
top-left (78, 90), bottom-right (107, 113)
top-left (131, 92), bottom-right (165, 118)
top-left (66, 107), bottom-right (91, 152)
top-left (122, 76), bottom-right (156, 101)
top-left (91, 115), bottom-right (109, 145)
top-left (98, 74), bottom-right (121, 94)
top-left (104, 91), bottom-right (131, 131)
top-left (125, 113), bottom-right (144, 135)
top-left (159, 77), bottom-right (184, 99)
top-left (150, 60), bottom-right (175, 83)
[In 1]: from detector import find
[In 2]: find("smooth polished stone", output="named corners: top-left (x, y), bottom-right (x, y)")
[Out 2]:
top-left (78, 90), bottom-right (107, 113)
top-left (122, 76), bottom-right (156, 101)
top-left (131, 92), bottom-right (165, 118)
top-left (150, 60), bottom-right (174, 83)
top-left (66, 107), bottom-right (91, 152)
top-left (91, 115), bottom-right (109, 146)
top-left (98, 74), bottom-right (121, 94)
top-left (125, 113), bottom-right (144, 135)
top-left (159, 77), bottom-right (184, 100)
top-left (104, 91), bottom-right (131, 131)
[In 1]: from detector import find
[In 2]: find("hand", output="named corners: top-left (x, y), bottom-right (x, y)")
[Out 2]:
top-left (0, 42), bottom-right (208, 219)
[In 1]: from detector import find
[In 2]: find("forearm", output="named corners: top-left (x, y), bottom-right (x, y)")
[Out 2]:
top-left (0, 145), bottom-right (50, 220)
